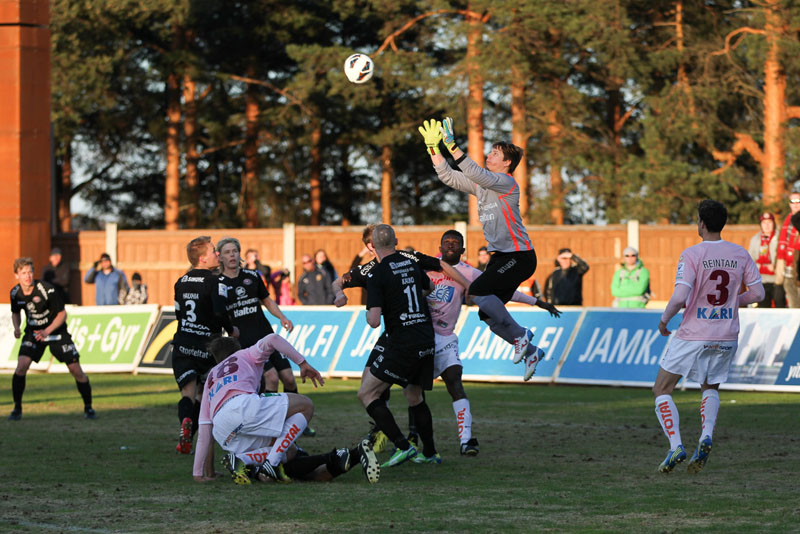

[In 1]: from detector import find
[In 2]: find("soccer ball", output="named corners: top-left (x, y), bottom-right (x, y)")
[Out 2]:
top-left (344, 53), bottom-right (374, 84)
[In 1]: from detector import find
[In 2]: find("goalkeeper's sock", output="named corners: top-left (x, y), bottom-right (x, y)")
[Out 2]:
top-left (655, 395), bottom-right (682, 449)
top-left (700, 389), bottom-right (720, 440)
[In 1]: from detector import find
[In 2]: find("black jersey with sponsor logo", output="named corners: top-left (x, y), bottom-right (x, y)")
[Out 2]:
top-left (172, 269), bottom-right (233, 349)
top-left (366, 250), bottom-right (440, 348)
top-left (10, 280), bottom-right (68, 335)
top-left (220, 269), bottom-right (273, 349)
top-left (344, 253), bottom-right (433, 292)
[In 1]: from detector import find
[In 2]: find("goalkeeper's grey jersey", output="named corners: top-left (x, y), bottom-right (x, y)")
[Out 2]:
top-left (434, 156), bottom-right (532, 253)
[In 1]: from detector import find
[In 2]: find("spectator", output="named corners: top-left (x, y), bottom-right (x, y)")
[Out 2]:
top-left (84, 253), bottom-right (129, 305)
top-left (124, 272), bottom-right (148, 304)
top-left (315, 249), bottom-right (337, 283)
top-left (477, 246), bottom-right (490, 272)
top-left (776, 191), bottom-right (800, 307)
top-left (42, 247), bottom-right (70, 304)
top-left (278, 275), bottom-right (295, 306)
top-left (611, 247), bottom-right (650, 308)
top-left (544, 248), bottom-right (590, 305)
top-left (749, 212), bottom-right (781, 308)
top-left (297, 254), bottom-right (334, 305)
top-left (244, 248), bottom-right (270, 287)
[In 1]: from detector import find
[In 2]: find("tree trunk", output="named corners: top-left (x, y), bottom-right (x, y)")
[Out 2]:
top-left (243, 75), bottom-right (259, 228)
top-left (183, 73), bottom-right (199, 228)
top-left (511, 72), bottom-right (529, 223)
top-left (762, 0), bottom-right (786, 205)
top-left (381, 144), bottom-right (393, 224)
top-left (165, 70), bottom-right (181, 230)
top-left (548, 84), bottom-right (564, 225)
top-left (309, 119), bottom-right (322, 225)
top-left (56, 141), bottom-right (72, 232)
top-left (466, 10), bottom-right (483, 226)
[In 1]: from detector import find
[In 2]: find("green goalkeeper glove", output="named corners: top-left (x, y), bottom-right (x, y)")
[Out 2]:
top-left (440, 117), bottom-right (459, 154)
top-left (418, 119), bottom-right (443, 156)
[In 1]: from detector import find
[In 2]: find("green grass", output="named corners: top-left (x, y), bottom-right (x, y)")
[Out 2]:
top-left (1, 374), bottom-right (798, 533)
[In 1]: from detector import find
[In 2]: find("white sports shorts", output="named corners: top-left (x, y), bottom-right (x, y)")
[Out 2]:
top-left (660, 337), bottom-right (737, 385)
top-left (433, 333), bottom-right (462, 378)
top-left (212, 392), bottom-right (289, 454)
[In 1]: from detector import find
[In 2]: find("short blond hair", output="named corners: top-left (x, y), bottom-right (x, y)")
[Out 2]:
top-left (13, 257), bottom-right (33, 273)
top-left (187, 236), bottom-right (212, 267)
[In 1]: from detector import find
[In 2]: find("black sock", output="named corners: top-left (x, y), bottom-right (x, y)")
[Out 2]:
top-left (12, 373), bottom-right (25, 410)
top-left (366, 399), bottom-right (409, 450)
top-left (410, 401), bottom-right (436, 457)
top-left (379, 387), bottom-right (391, 405)
top-left (284, 453), bottom-right (327, 480)
top-left (75, 378), bottom-right (92, 408)
top-left (324, 449), bottom-right (350, 478)
top-left (283, 386), bottom-right (298, 394)
top-left (191, 400), bottom-right (201, 435)
top-left (408, 406), bottom-right (417, 436)
top-left (178, 396), bottom-right (194, 423)
top-left (349, 446), bottom-right (361, 464)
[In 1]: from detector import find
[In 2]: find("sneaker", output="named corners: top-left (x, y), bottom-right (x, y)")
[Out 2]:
top-left (357, 439), bottom-right (380, 484)
top-left (460, 438), bottom-right (479, 456)
top-left (334, 447), bottom-right (352, 473)
top-left (302, 426), bottom-right (316, 437)
top-left (221, 452), bottom-right (251, 485)
top-left (8, 409), bottom-right (21, 421)
top-left (256, 461), bottom-right (292, 483)
top-left (84, 408), bottom-right (97, 419)
top-left (513, 329), bottom-right (533, 364)
top-left (411, 452), bottom-right (442, 464)
top-left (657, 444), bottom-right (687, 473)
top-left (407, 432), bottom-right (420, 449)
top-left (381, 445), bottom-right (417, 468)
top-left (687, 436), bottom-right (713, 474)
top-left (367, 422), bottom-right (389, 454)
top-left (176, 417), bottom-right (192, 454)
top-left (523, 347), bottom-right (545, 381)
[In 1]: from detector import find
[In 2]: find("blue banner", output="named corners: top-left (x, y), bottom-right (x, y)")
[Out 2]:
top-left (269, 307), bottom-right (356, 372)
top-left (730, 309), bottom-right (800, 386)
top-left (556, 309), bottom-right (678, 385)
top-left (458, 308), bottom-right (582, 380)
top-left (332, 309), bottom-right (385, 374)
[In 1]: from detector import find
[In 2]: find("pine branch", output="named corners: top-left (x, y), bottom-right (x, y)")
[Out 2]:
top-left (711, 132), bottom-right (764, 175)
top-left (222, 73), bottom-right (312, 115)
top-left (786, 106), bottom-right (800, 120)
top-left (376, 9), bottom-right (490, 54)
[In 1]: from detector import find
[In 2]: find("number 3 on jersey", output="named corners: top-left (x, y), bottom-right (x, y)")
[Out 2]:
top-left (706, 269), bottom-right (730, 305)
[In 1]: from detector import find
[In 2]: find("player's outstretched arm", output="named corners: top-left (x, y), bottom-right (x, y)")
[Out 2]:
top-left (418, 119), bottom-right (445, 165)
top-left (332, 276), bottom-right (348, 307)
top-left (439, 261), bottom-right (471, 291)
top-left (298, 361), bottom-right (325, 388)
top-left (262, 297), bottom-right (293, 332)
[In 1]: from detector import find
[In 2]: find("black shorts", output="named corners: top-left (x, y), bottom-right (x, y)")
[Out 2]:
top-left (469, 249), bottom-right (537, 320)
top-left (171, 344), bottom-right (216, 389)
top-left (369, 343), bottom-right (435, 390)
top-left (19, 332), bottom-right (79, 365)
top-left (263, 351), bottom-right (292, 373)
top-left (365, 332), bottom-right (389, 368)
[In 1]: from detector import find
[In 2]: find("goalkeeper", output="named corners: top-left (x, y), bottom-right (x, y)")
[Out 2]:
top-left (418, 118), bottom-right (546, 376)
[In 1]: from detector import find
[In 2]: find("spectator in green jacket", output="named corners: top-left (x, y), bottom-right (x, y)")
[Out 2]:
top-left (611, 247), bottom-right (650, 308)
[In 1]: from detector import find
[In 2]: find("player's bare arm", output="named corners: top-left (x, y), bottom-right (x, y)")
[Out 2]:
top-left (332, 276), bottom-right (348, 307)
top-left (366, 307), bottom-right (381, 328)
top-left (262, 297), bottom-right (293, 332)
top-left (11, 311), bottom-right (21, 338)
top-left (439, 260), bottom-right (471, 291)
top-left (298, 361), bottom-right (325, 388)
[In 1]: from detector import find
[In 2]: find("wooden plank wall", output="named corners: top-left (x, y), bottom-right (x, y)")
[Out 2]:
top-left (49, 224), bottom-right (761, 307)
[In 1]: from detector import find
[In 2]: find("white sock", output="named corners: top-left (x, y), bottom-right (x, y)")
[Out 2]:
top-left (655, 395), bottom-right (682, 449)
top-left (452, 398), bottom-right (472, 443)
top-left (700, 389), bottom-right (720, 440)
top-left (265, 413), bottom-right (308, 467)
top-left (235, 447), bottom-right (271, 466)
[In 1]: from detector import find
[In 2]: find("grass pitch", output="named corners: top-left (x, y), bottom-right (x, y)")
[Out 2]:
top-left (1, 374), bottom-right (798, 533)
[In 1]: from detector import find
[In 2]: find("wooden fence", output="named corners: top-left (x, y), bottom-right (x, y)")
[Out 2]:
top-left (43, 223), bottom-right (760, 307)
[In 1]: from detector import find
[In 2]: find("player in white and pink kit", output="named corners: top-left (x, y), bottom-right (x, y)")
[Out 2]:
top-left (428, 230), bottom-right (561, 455)
top-left (192, 334), bottom-right (380, 484)
top-left (654, 200), bottom-right (764, 474)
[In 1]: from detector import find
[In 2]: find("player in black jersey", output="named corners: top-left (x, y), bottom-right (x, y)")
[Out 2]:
top-left (216, 237), bottom-right (317, 436)
top-left (356, 224), bottom-right (471, 468)
top-left (8, 258), bottom-right (95, 420)
top-left (172, 236), bottom-right (238, 454)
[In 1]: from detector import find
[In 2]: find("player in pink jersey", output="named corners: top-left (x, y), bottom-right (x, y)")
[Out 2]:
top-left (428, 230), bottom-right (561, 455)
top-left (654, 200), bottom-right (764, 474)
top-left (193, 334), bottom-right (381, 485)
